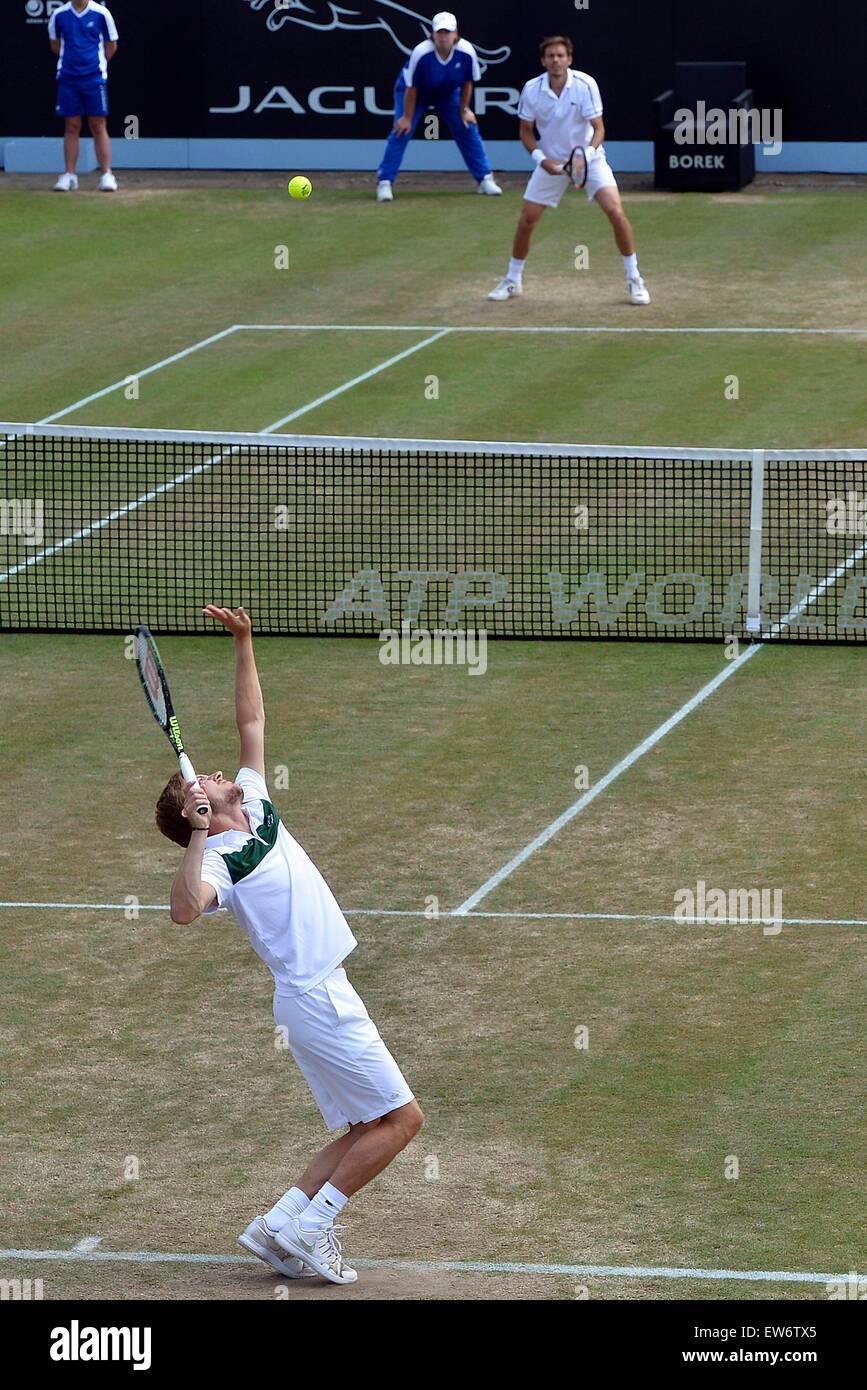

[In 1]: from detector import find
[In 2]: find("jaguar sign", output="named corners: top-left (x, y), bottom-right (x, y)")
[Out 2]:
top-left (241, 0), bottom-right (510, 70)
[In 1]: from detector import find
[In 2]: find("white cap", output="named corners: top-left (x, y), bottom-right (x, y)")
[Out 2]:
top-left (431, 11), bottom-right (458, 32)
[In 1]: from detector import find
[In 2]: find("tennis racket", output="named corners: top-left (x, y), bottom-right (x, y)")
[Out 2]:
top-left (561, 145), bottom-right (590, 189)
top-left (135, 624), bottom-right (209, 818)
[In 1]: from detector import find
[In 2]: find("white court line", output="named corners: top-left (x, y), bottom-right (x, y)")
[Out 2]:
top-left (260, 329), bottom-right (451, 433)
top-left (234, 322), bottom-right (867, 337)
top-left (1, 902), bottom-right (864, 926)
top-left (0, 1246), bottom-right (856, 1285)
top-left (36, 326), bottom-right (243, 425)
top-left (0, 330), bottom-right (451, 587)
top-left (453, 648), bottom-right (765, 915)
top-left (454, 535), bottom-right (867, 916)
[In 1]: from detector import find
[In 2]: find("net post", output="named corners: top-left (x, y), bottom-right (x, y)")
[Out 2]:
top-left (746, 450), bottom-right (765, 635)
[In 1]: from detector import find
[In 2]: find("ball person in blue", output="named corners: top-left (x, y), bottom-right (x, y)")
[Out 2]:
top-left (49, 0), bottom-right (119, 192)
top-left (376, 11), bottom-right (501, 201)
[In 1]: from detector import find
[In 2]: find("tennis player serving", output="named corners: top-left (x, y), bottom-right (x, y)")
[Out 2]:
top-left (156, 605), bottom-right (423, 1286)
top-left (488, 34), bottom-right (650, 305)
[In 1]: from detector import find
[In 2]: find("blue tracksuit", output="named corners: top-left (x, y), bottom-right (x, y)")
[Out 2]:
top-left (377, 39), bottom-right (492, 184)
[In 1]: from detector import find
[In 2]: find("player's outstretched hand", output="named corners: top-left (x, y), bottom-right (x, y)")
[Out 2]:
top-left (202, 604), bottom-right (253, 637)
top-left (182, 780), bottom-right (211, 830)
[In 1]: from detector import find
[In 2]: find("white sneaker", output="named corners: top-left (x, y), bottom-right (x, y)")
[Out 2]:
top-left (376, 180), bottom-right (393, 202)
top-left (238, 1216), bottom-right (316, 1279)
top-left (628, 275), bottom-right (650, 305)
top-left (54, 173), bottom-right (78, 192)
top-left (487, 277), bottom-right (522, 302)
top-left (478, 174), bottom-right (502, 195)
top-left (98, 171), bottom-right (118, 192)
top-left (276, 1218), bottom-right (358, 1285)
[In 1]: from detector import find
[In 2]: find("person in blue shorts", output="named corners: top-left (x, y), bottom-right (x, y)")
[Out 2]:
top-left (49, 0), bottom-right (119, 192)
top-left (375, 11), bottom-right (501, 201)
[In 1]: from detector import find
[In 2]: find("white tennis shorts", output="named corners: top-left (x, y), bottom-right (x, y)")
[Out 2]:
top-left (273, 967), bottom-right (414, 1131)
top-left (524, 151), bottom-right (618, 208)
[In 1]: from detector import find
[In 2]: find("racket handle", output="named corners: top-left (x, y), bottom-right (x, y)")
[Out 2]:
top-left (179, 754), bottom-right (209, 818)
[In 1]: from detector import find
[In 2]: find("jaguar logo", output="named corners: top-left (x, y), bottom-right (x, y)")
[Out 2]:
top-left (241, 0), bottom-right (510, 71)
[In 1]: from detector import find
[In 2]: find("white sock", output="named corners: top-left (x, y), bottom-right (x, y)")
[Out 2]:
top-left (299, 1181), bottom-right (349, 1230)
top-left (624, 253), bottom-right (639, 279)
top-left (508, 257), bottom-right (526, 283)
top-left (263, 1186), bottom-right (309, 1233)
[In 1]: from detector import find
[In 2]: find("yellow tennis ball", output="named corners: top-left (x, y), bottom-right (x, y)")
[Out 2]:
top-left (288, 176), bottom-right (312, 200)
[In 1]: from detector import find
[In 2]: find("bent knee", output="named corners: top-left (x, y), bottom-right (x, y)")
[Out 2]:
top-left (399, 1099), bottom-right (425, 1138)
top-left (383, 1099), bottom-right (424, 1142)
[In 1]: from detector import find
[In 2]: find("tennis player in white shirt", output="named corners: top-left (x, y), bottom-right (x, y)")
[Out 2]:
top-left (488, 34), bottom-right (650, 305)
top-left (158, 604), bottom-right (423, 1286)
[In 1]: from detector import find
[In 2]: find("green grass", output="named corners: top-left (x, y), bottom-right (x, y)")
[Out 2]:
top-left (1, 178), bottom-right (867, 444)
top-left (0, 174), bottom-right (865, 1301)
top-left (0, 635), bottom-right (863, 1300)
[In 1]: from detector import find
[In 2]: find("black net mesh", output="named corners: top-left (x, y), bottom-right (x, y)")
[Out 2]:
top-left (1, 428), bottom-right (866, 641)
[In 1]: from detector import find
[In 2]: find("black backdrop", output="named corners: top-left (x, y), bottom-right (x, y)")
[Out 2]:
top-left (4, 0), bottom-right (865, 142)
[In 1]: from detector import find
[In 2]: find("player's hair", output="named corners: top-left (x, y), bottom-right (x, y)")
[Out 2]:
top-left (539, 35), bottom-right (574, 57)
top-left (155, 770), bottom-right (192, 847)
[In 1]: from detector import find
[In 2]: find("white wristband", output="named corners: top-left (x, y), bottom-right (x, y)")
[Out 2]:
top-left (532, 148), bottom-right (546, 165)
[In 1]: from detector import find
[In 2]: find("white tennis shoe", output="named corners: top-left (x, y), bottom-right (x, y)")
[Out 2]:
top-left (628, 275), bottom-right (651, 305)
top-left (276, 1218), bottom-right (358, 1285)
top-left (238, 1216), bottom-right (316, 1279)
top-left (487, 277), bottom-right (522, 301)
top-left (98, 171), bottom-right (118, 192)
top-left (477, 174), bottom-right (502, 195)
top-left (54, 173), bottom-right (78, 192)
top-left (376, 180), bottom-right (394, 202)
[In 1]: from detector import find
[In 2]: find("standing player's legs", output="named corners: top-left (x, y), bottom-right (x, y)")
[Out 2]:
top-left (487, 180), bottom-right (556, 300)
top-left (290, 1103), bottom-right (423, 1199)
top-left (593, 185), bottom-right (649, 302)
top-left (437, 94), bottom-right (501, 193)
top-left (88, 119), bottom-right (111, 176)
top-left (86, 82), bottom-right (116, 190)
top-left (54, 81), bottom-right (84, 190)
top-left (376, 76), bottom-right (425, 194)
top-left (63, 116), bottom-right (82, 177)
top-left (245, 970), bottom-right (422, 1283)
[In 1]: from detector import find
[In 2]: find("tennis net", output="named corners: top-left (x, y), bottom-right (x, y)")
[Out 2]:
top-left (2, 422), bottom-right (867, 642)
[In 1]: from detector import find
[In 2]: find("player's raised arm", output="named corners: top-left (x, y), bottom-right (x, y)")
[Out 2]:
top-left (202, 605), bottom-right (266, 777)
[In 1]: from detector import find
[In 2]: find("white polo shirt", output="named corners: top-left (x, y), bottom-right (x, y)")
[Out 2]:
top-left (200, 767), bottom-right (357, 997)
top-left (517, 68), bottom-right (604, 161)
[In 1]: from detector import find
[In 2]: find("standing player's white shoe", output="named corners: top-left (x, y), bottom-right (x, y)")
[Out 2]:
top-left (238, 1216), bottom-right (316, 1279)
top-left (98, 171), bottom-right (118, 192)
top-left (376, 180), bottom-right (394, 202)
top-left (477, 174), bottom-right (502, 195)
top-left (54, 173), bottom-right (78, 192)
top-left (628, 275), bottom-right (651, 305)
top-left (487, 277), bottom-right (522, 301)
top-left (276, 1218), bottom-right (358, 1285)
